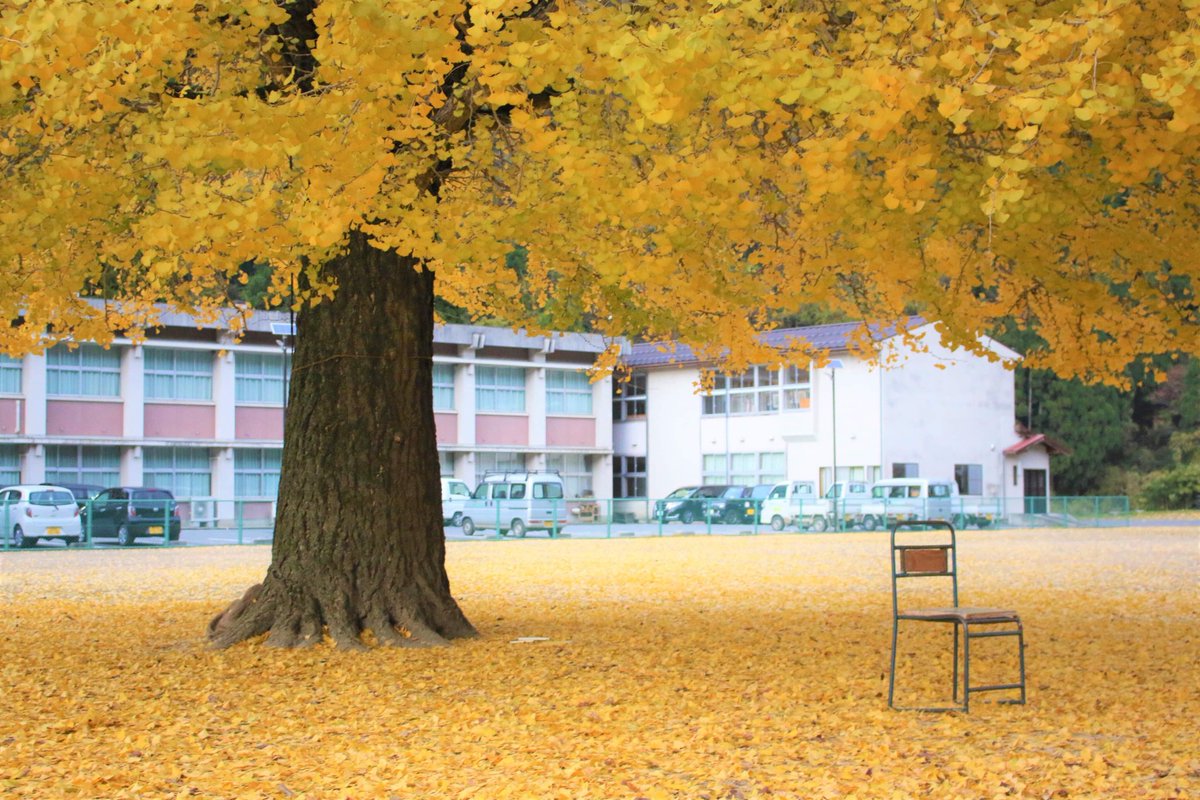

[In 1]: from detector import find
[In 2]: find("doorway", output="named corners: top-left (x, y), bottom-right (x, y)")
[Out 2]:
top-left (1023, 469), bottom-right (1048, 514)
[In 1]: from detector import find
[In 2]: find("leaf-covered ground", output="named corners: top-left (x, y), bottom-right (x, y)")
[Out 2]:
top-left (1, 528), bottom-right (1196, 799)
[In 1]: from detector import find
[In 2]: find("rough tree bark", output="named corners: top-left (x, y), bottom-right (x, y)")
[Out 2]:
top-left (208, 230), bottom-right (477, 649)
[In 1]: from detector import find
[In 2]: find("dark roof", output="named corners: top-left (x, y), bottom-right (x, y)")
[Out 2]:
top-left (624, 318), bottom-right (924, 369)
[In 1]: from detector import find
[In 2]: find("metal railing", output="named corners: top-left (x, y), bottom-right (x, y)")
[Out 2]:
top-left (0, 494), bottom-right (1133, 549)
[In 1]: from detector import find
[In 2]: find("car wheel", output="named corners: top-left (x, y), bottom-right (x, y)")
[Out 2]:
top-left (64, 536), bottom-right (80, 546)
top-left (117, 524), bottom-right (135, 547)
top-left (461, 517), bottom-right (476, 536)
top-left (451, 512), bottom-right (463, 527)
top-left (510, 519), bottom-right (526, 538)
top-left (722, 508), bottom-right (741, 525)
top-left (861, 515), bottom-right (878, 531)
top-left (13, 525), bottom-right (32, 548)
top-left (769, 515), bottom-right (785, 531)
top-left (680, 509), bottom-right (695, 524)
top-left (809, 515), bottom-right (828, 533)
top-left (953, 513), bottom-right (968, 529)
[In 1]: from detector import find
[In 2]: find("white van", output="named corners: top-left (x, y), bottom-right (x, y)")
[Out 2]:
top-left (758, 481), bottom-right (827, 531)
top-left (460, 471), bottom-right (568, 537)
top-left (859, 478), bottom-right (959, 530)
top-left (441, 477), bottom-right (472, 527)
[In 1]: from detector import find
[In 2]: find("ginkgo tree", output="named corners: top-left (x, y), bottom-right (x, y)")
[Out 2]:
top-left (1, 0), bottom-right (1196, 649)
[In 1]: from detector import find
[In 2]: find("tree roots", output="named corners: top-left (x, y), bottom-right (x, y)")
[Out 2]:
top-left (207, 581), bottom-right (477, 650)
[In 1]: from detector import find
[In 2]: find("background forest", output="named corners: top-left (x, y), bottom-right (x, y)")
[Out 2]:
top-left (230, 261), bottom-right (1200, 509)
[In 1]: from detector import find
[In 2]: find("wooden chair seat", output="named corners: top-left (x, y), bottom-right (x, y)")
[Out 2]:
top-left (900, 606), bottom-right (1020, 623)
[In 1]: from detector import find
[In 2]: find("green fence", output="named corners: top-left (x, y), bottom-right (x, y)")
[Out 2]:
top-left (0, 493), bottom-right (1134, 550)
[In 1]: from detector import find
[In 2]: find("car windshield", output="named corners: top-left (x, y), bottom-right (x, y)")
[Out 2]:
top-left (666, 487), bottom-right (696, 499)
top-left (722, 487), bottom-right (745, 498)
top-left (748, 485), bottom-right (773, 499)
top-left (131, 490), bottom-right (173, 501)
top-left (30, 490), bottom-right (74, 506)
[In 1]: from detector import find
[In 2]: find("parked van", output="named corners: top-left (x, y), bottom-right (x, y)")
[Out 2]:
top-left (858, 478), bottom-right (958, 530)
top-left (441, 477), bottom-right (472, 527)
top-left (460, 471), bottom-right (568, 537)
top-left (758, 481), bottom-right (826, 531)
top-left (825, 481), bottom-right (871, 530)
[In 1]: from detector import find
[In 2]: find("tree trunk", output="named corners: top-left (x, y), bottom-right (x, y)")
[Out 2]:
top-left (208, 231), bottom-right (477, 649)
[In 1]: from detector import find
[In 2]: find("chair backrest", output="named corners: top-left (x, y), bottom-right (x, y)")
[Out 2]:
top-left (891, 520), bottom-right (959, 617)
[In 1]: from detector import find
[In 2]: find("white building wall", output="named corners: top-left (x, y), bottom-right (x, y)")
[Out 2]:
top-left (121, 345), bottom-right (144, 438)
top-left (879, 328), bottom-right (1017, 497)
top-left (644, 369), bottom-right (704, 498)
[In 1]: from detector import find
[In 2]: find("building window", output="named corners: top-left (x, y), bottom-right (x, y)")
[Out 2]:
top-left (235, 449), bottom-right (282, 498)
top-left (46, 344), bottom-right (121, 398)
top-left (702, 366), bottom-right (811, 415)
top-left (759, 452), bottom-right (786, 484)
top-left (144, 447), bottom-right (211, 498)
top-left (781, 365), bottom-right (812, 410)
top-left (475, 366), bottom-right (525, 412)
top-left (545, 453), bottom-right (591, 498)
top-left (44, 445), bottom-right (121, 486)
top-left (438, 451), bottom-right (456, 477)
top-left (955, 463), bottom-right (983, 495)
top-left (0, 354), bottom-right (21, 394)
top-left (432, 363), bottom-right (455, 411)
top-left (474, 451), bottom-right (526, 480)
top-left (144, 348), bottom-right (213, 401)
top-left (547, 370), bottom-right (593, 415)
top-left (612, 372), bottom-right (647, 420)
top-left (613, 455), bottom-right (647, 498)
top-left (0, 444), bottom-right (20, 485)
top-left (702, 452), bottom-right (785, 486)
top-left (893, 462), bottom-right (919, 478)
top-left (236, 353), bottom-right (287, 404)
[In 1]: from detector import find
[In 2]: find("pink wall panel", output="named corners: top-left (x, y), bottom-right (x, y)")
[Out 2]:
top-left (546, 417), bottom-right (596, 447)
top-left (46, 401), bottom-right (123, 436)
top-left (236, 407), bottom-right (284, 440)
top-left (144, 404), bottom-right (215, 439)
top-left (434, 413), bottom-right (457, 444)
top-left (0, 398), bottom-right (19, 434)
top-left (475, 414), bottom-right (529, 446)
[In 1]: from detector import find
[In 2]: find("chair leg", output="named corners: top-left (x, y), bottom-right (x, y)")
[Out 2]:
top-left (962, 621), bottom-right (971, 712)
top-left (952, 623), bottom-right (960, 703)
top-left (1019, 622), bottom-right (1026, 703)
top-left (888, 619), bottom-right (900, 709)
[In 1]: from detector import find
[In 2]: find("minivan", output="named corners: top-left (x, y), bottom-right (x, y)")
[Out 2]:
top-left (460, 471), bottom-right (568, 537)
top-left (441, 477), bottom-right (472, 527)
top-left (858, 478), bottom-right (958, 530)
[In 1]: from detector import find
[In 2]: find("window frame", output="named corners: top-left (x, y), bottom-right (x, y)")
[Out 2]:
top-left (612, 372), bottom-right (647, 421)
top-left (702, 365), bottom-right (811, 416)
top-left (235, 352), bottom-right (288, 405)
top-left (954, 463), bottom-right (983, 496)
top-left (613, 455), bottom-right (647, 499)
top-left (46, 344), bottom-right (121, 398)
top-left (234, 448), bottom-right (283, 498)
top-left (475, 365), bottom-right (526, 413)
top-left (44, 445), bottom-right (121, 487)
top-left (0, 354), bottom-right (21, 395)
top-left (546, 369), bottom-right (593, 416)
top-left (144, 347), bottom-right (214, 402)
top-left (432, 363), bottom-right (455, 412)
top-left (143, 447), bottom-right (212, 499)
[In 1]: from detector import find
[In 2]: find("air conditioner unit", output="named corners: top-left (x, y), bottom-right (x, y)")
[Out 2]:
top-left (190, 498), bottom-right (216, 528)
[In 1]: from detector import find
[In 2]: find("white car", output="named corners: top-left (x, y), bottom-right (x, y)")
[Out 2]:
top-left (441, 478), bottom-right (472, 527)
top-left (1, 484), bottom-right (84, 548)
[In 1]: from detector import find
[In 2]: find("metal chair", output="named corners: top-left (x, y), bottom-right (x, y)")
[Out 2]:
top-left (888, 520), bottom-right (1026, 711)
